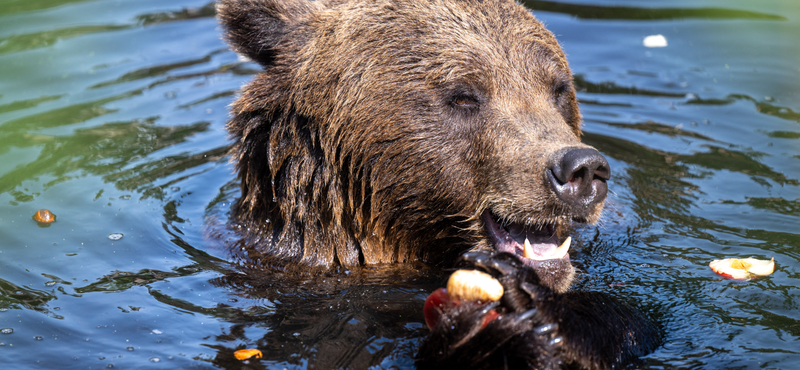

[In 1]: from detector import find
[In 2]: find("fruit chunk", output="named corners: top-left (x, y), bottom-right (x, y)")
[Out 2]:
top-left (234, 348), bottom-right (263, 360)
top-left (446, 269), bottom-right (504, 303)
top-left (423, 287), bottom-right (501, 330)
top-left (423, 288), bottom-right (455, 329)
top-left (709, 257), bottom-right (775, 280)
top-left (32, 209), bottom-right (56, 224)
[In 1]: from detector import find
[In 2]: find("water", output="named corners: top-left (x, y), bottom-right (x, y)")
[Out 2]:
top-left (0, 0), bottom-right (798, 368)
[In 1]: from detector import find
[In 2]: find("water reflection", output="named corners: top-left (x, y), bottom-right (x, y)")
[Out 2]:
top-left (207, 264), bottom-right (445, 369)
top-left (0, 278), bottom-right (59, 317)
top-left (0, 117), bottom-right (221, 202)
top-left (523, 0), bottom-right (786, 21)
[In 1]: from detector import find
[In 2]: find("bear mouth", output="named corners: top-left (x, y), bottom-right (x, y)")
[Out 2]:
top-left (481, 210), bottom-right (571, 268)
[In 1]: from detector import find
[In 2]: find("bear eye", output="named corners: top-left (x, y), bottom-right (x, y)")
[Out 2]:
top-left (553, 84), bottom-right (569, 104)
top-left (451, 95), bottom-right (479, 110)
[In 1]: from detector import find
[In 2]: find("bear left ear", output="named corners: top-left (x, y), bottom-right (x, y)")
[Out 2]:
top-left (217, 0), bottom-right (315, 66)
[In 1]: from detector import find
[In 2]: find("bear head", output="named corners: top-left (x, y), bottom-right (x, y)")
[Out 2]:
top-left (218, 0), bottom-right (610, 292)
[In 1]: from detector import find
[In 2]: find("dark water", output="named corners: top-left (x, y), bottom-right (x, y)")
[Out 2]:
top-left (1, 0), bottom-right (798, 369)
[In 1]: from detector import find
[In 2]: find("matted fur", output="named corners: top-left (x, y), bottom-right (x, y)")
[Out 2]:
top-left (218, 0), bottom-right (603, 272)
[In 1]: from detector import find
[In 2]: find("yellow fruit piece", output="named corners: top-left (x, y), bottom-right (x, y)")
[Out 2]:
top-left (234, 348), bottom-right (263, 360)
top-left (446, 269), bottom-right (504, 302)
top-left (709, 257), bottom-right (775, 280)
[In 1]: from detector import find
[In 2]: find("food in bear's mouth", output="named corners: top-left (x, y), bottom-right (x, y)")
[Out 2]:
top-left (709, 257), bottom-right (775, 279)
top-left (482, 210), bottom-right (570, 268)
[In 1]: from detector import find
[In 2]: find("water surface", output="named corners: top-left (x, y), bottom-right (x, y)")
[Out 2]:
top-left (1, 0), bottom-right (798, 368)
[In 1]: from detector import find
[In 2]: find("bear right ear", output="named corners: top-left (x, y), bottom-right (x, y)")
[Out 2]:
top-left (217, 0), bottom-right (315, 66)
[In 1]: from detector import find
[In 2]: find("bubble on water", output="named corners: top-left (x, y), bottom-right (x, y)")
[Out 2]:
top-left (119, 195), bottom-right (131, 200)
top-left (34, 335), bottom-right (43, 341)
top-left (0, 342), bottom-right (5, 346)
top-left (149, 357), bottom-right (161, 363)
top-left (1, 328), bottom-right (13, 334)
top-left (45, 281), bottom-right (57, 287)
top-left (107, 364), bottom-right (114, 368)
top-left (108, 233), bottom-right (123, 241)
top-left (127, 346), bottom-right (134, 351)
top-left (151, 329), bottom-right (162, 335)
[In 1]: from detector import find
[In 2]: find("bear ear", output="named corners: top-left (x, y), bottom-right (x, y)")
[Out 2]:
top-left (216, 0), bottom-right (315, 66)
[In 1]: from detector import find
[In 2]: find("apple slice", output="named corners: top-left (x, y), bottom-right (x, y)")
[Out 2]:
top-left (709, 257), bottom-right (775, 280)
top-left (446, 269), bottom-right (504, 303)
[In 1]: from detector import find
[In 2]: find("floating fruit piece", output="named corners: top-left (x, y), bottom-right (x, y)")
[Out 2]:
top-left (446, 269), bottom-right (504, 303)
top-left (32, 209), bottom-right (56, 224)
top-left (234, 348), bottom-right (262, 360)
top-left (709, 257), bottom-right (775, 280)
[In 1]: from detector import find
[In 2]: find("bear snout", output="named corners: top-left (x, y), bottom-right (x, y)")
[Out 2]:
top-left (546, 147), bottom-right (611, 211)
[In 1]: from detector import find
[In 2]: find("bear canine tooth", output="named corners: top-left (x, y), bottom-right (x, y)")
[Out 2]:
top-left (555, 236), bottom-right (571, 259)
top-left (523, 237), bottom-right (535, 259)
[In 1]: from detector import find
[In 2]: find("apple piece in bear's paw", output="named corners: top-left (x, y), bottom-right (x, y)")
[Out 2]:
top-left (423, 270), bottom-right (504, 329)
top-left (423, 288), bottom-right (455, 329)
top-left (709, 257), bottom-right (775, 279)
top-left (446, 269), bottom-right (504, 303)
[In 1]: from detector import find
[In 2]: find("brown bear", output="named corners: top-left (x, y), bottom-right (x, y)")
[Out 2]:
top-left (217, 0), bottom-right (661, 368)
top-left (217, 0), bottom-right (610, 291)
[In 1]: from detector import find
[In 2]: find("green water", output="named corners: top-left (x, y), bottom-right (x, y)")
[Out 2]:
top-left (1, 0), bottom-right (799, 368)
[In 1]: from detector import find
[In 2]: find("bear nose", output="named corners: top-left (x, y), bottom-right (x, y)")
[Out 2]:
top-left (547, 147), bottom-right (611, 208)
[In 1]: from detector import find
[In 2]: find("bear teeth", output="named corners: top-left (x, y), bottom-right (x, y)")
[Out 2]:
top-left (523, 236), bottom-right (570, 260)
top-left (482, 210), bottom-right (567, 262)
